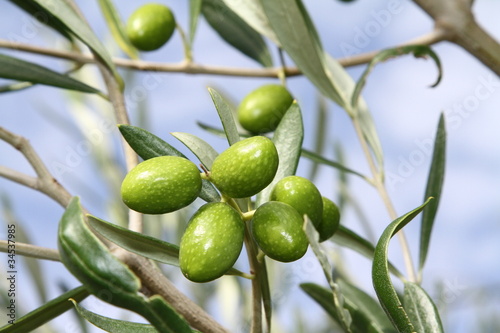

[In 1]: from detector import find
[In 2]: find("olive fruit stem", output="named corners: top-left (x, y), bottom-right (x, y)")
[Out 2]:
top-left (242, 210), bottom-right (255, 221)
top-left (175, 22), bottom-right (193, 63)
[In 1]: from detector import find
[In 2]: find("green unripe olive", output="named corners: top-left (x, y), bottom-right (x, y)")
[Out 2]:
top-left (237, 84), bottom-right (294, 133)
top-left (121, 156), bottom-right (201, 214)
top-left (126, 3), bottom-right (176, 51)
top-left (270, 176), bottom-right (323, 229)
top-left (179, 202), bottom-right (244, 282)
top-left (210, 136), bottom-right (279, 198)
top-left (251, 201), bottom-right (308, 262)
top-left (318, 197), bottom-right (341, 242)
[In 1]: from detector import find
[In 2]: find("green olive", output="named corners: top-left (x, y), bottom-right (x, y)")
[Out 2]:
top-left (237, 84), bottom-right (294, 133)
top-left (179, 202), bottom-right (244, 282)
top-left (126, 3), bottom-right (176, 51)
top-left (210, 136), bottom-right (279, 198)
top-left (318, 197), bottom-right (341, 242)
top-left (270, 176), bottom-right (323, 229)
top-left (120, 156), bottom-right (201, 214)
top-left (251, 201), bottom-right (308, 262)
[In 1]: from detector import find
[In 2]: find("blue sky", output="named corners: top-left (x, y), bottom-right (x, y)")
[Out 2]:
top-left (1, 0), bottom-right (499, 332)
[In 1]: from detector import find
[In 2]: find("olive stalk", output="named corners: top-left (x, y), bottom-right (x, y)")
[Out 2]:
top-left (0, 29), bottom-right (457, 77)
top-left (351, 115), bottom-right (417, 283)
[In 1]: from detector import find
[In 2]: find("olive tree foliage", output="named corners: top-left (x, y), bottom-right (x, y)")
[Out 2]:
top-left (0, 0), bottom-right (498, 332)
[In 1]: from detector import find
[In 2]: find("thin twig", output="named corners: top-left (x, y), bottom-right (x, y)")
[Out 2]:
top-left (351, 117), bottom-right (417, 282)
top-left (0, 127), bottom-right (73, 207)
top-left (124, 253), bottom-right (230, 333)
top-left (0, 30), bottom-right (446, 78)
top-left (0, 240), bottom-right (60, 261)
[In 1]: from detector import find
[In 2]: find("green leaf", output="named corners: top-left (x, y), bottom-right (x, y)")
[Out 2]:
top-left (189, 0), bottom-right (203, 43)
top-left (308, 96), bottom-right (328, 181)
top-left (32, 0), bottom-right (119, 78)
top-left (118, 125), bottom-right (221, 203)
top-left (57, 197), bottom-right (192, 332)
top-left (8, 0), bottom-right (73, 40)
top-left (0, 286), bottom-right (89, 333)
top-left (372, 198), bottom-right (433, 333)
top-left (261, 0), bottom-right (346, 107)
top-left (419, 114), bottom-right (446, 274)
top-left (352, 45), bottom-right (442, 111)
top-left (71, 300), bottom-right (157, 333)
top-left (301, 148), bottom-right (369, 181)
top-left (58, 197), bottom-right (142, 300)
top-left (88, 215), bottom-right (180, 266)
top-left (403, 282), bottom-right (444, 333)
top-left (221, 0), bottom-right (280, 45)
top-left (0, 54), bottom-right (100, 94)
top-left (202, 0), bottom-right (272, 67)
top-left (87, 215), bottom-right (247, 277)
top-left (208, 87), bottom-right (241, 146)
top-left (303, 218), bottom-right (352, 332)
top-left (256, 102), bottom-right (304, 206)
top-left (301, 281), bottom-right (396, 333)
top-left (322, 53), bottom-right (385, 169)
top-left (332, 226), bottom-right (404, 279)
top-left (97, 0), bottom-right (139, 59)
top-left (171, 132), bottom-right (219, 170)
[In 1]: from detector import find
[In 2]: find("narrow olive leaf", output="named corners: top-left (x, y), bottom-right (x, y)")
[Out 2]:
top-left (261, 0), bottom-right (346, 108)
top-left (419, 114), bottom-right (446, 273)
top-left (301, 282), bottom-right (396, 333)
top-left (208, 87), bottom-right (241, 146)
top-left (87, 215), bottom-right (247, 277)
top-left (87, 215), bottom-right (180, 266)
top-left (256, 102), bottom-right (304, 206)
top-left (338, 279), bottom-right (396, 333)
top-left (222, 0), bottom-right (280, 45)
top-left (352, 45), bottom-right (442, 111)
top-left (202, 0), bottom-right (272, 67)
top-left (97, 0), bottom-right (139, 59)
top-left (403, 282), bottom-right (444, 333)
top-left (70, 300), bottom-right (157, 333)
top-left (308, 96), bottom-right (328, 181)
top-left (189, 0), bottom-right (203, 43)
top-left (58, 198), bottom-right (193, 332)
top-left (0, 286), bottom-right (89, 333)
top-left (32, 0), bottom-right (118, 77)
top-left (0, 54), bottom-right (100, 93)
top-left (171, 132), bottom-right (219, 170)
top-left (322, 53), bottom-right (385, 170)
top-left (118, 125), bottom-right (221, 202)
top-left (372, 197), bottom-right (433, 333)
top-left (8, 0), bottom-right (73, 40)
top-left (58, 197), bottom-right (142, 302)
top-left (301, 148), bottom-right (369, 181)
top-left (332, 226), bottom-right (404, 279)
top-left (304, 218), bottom-right (353, 332)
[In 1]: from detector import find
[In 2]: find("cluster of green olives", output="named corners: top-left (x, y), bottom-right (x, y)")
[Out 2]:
top-left (126, 3), bottom-right (176, 52)
top-left (120, 85), bottom-right (340, 283)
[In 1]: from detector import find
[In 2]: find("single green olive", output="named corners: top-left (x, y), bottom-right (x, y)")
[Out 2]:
top-left (210, 136), bottom-right (279, 198)
top-left (179, 202), bottom-right (244, 283)
top-left (126, 3), bottom-right (176, 51)
top-left (270, 176), bottom-right (323, 229)
top-left (237, 84), bottom-right (294, 134)
top-left (120, 156), bottom-right (201, 214)
top-left (251, 201), bottom-right (308, 262)
top-left (318, 197), bottom-right (341, 242)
